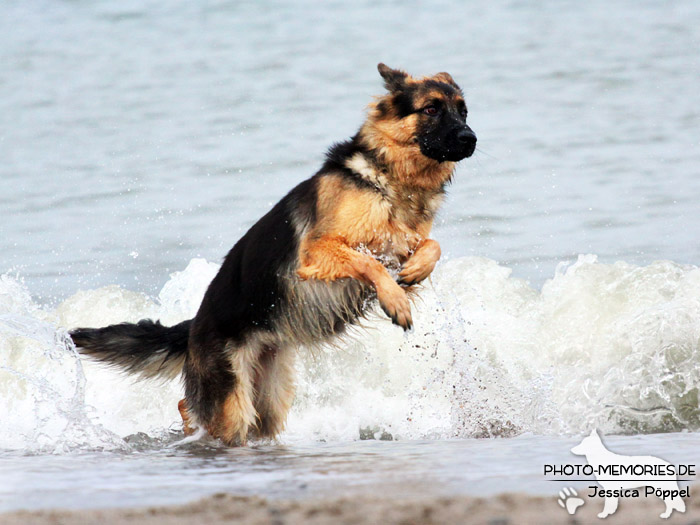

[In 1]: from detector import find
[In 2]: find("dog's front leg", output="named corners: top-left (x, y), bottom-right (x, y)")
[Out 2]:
top-left (298, 235), bottom-right (412, 330)
top-left (398, 238), bottom-right (441, 286)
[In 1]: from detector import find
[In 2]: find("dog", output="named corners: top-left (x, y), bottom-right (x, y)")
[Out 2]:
top-left (70, 63), bottom-right (477, 446)
top-left (571, 429), bottom-right (687, 518)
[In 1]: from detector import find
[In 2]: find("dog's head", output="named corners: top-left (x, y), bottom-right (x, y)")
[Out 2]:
top-left (370, 63), bottom-right (477, 163)
top-left (571, 428), bottom-right (603, 456)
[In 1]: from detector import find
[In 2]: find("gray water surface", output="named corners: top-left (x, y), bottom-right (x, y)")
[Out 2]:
top-left (2, 0), bottom-right (699, 301)
top-left (2, 433), bottom-right (698, 512)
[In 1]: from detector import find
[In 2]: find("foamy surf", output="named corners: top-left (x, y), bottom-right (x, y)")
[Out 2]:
top-left (1, 255), bottom-right (698, 453)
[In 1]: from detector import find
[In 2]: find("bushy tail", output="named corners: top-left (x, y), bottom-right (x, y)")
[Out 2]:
top-left (70, 319), bottom-right (191, 380)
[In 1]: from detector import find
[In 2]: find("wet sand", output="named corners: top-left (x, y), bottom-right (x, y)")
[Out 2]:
top-left (2, 487), bottom-right (698, 525)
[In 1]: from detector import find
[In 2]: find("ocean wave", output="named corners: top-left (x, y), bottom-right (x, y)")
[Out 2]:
top-left (1, 255), bottom-right (698, 452)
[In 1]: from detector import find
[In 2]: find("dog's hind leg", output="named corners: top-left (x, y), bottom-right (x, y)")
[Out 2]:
top-left (253, 344), bottom-right (296, 440)
top-left (598, 495), bottom-right (618, 518)
top-left (178, 399), bottom-right (195, 436)
top-left (208, 343), bottom-right (262, 446)
top-left (183, 338), bottom-right (261, 446)
top-left (661, 491), bottom-right (686, 518)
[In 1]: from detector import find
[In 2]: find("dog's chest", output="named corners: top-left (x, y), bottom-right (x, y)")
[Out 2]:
top-left (351, 190), bottom-right (441, 261)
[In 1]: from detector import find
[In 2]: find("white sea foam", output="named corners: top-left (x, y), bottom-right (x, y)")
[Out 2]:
top-left (1, 256), bottom-right (699, 452)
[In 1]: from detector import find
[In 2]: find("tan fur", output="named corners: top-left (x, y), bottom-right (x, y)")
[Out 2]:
top-left (178, 398), bottom-right (195, 436)
top-left (361, 114), bottom-right (455, 191)
top-left (253, 345), bottom-right (296, 438)
top-left (298, 233), bottom-right (413, 328)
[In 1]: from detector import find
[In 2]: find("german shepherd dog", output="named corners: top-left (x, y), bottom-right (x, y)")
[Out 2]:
top-left (71, 64), bottom-right (476, 446)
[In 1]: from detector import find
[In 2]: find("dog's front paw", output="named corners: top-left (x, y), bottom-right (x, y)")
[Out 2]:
top-left (376, 279), bottom-right (412, 331)
top-left (398, 239), bottom-right (440, 286)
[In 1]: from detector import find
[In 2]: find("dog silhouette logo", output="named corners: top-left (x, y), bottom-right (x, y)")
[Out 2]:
top-left (571, 429), bottom-right (687, 519)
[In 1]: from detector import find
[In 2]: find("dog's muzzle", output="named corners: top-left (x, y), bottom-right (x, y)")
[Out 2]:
top-left (457, 128), bottom-right (477, 158)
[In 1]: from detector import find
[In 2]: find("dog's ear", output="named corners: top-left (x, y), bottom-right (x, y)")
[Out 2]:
top-left (433, 71), bottom-right (459, 88)
top-left (590, 428), bottom-right (599, 438)
top-left (378, 63), bottom-right (408, 92)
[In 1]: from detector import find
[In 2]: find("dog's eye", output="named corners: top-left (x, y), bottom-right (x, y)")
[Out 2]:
top-left (423, 106), bottom-right (438, 116)
top-left (460, 108), bottom-right (468, 119)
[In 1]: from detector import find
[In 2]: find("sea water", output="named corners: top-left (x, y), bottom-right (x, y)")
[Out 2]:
top-left (2, 256), bottom-right (699, 511)
top-left (1, 0), bottom-right (699, 513)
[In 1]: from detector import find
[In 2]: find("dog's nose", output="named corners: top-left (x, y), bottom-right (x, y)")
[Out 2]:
top-left (457, 128), bottom-right (477, 147)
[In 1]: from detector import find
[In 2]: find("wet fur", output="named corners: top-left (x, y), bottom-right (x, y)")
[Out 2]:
top-left (70, 64), bottom-right (476, 446)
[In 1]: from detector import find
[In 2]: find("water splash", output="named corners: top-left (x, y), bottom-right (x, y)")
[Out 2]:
top-left (1, 255), bottom-right (699, 452)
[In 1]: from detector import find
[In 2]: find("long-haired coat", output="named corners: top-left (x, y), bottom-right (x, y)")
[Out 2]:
top-left (71, 64), bottom-right (477, 446)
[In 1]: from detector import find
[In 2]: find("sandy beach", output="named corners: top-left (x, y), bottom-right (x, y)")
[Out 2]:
top-left (2, 487), bottom-right (698, 525)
